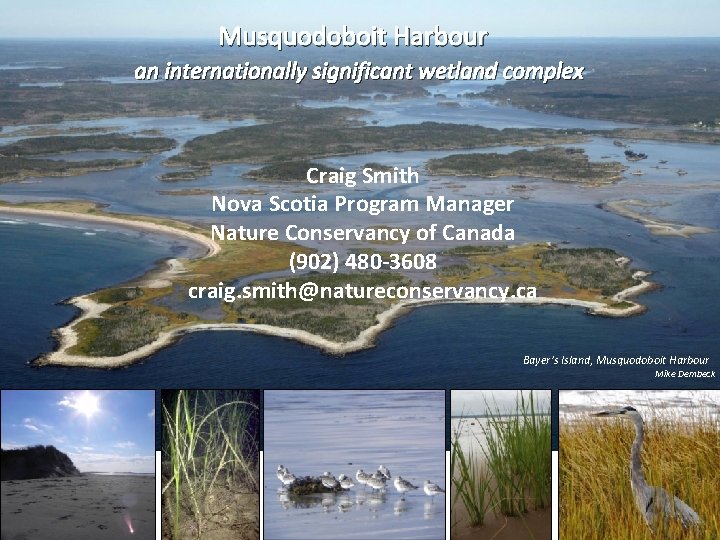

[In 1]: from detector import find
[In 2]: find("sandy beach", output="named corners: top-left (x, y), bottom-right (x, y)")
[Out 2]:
top-left (0, 204), bottom-right (220, 257)
top-left (1, 474), bottom-right (154, 540)
top-left (451, 494), bottom-right (551, 540)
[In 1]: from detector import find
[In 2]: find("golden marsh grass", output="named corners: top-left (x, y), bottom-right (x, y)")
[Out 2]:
top-left (560, 408), bottom-right (719, 539)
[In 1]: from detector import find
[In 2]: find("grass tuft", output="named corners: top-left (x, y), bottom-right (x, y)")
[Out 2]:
top-left (452, 391), bottom-right (551, 530)
top-left (162, 390), bottom-right (259, 539)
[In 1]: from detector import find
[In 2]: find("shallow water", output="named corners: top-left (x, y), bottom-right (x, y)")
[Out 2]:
top-left (302, 79), bottom-right (640, 130)
top-left (263, 390), bottom-right (446, 540)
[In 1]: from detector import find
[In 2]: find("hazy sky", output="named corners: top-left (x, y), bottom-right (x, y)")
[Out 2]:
top-left (1, 1), bottom-right (718, 38)
top-left (1, 390), bottom-right (155, 473)
top-left (451, 390), bottom-right (550, 416)
top-left (559, 389), bottom-right (720, 417)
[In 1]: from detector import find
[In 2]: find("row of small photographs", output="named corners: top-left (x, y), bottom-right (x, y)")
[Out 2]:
top-left (0, 390), bottom-right (718, 540)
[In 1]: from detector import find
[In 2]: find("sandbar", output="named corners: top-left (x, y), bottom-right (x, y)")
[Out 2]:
top-left (603, 200), bottom-right (714, 238)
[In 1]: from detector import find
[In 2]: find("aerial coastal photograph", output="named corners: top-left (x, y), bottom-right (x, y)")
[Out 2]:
top-left (0, 2), bottom-right (719, 388)
top-left (559, 390), bottom-right (720, 539)
top-left (0, 390), bottom-right (155, 540)
top-left (263, 390), bottom-right (446, 540)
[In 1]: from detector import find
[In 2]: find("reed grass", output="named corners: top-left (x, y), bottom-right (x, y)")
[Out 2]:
top-left (451, 391), bottom-right (551, 530)
top-left (483, 391), bottom-right (551, 516)
top-left (560, 406), bottom-right (719, 539)
top-left (451, 418), bottom-right (496, 526)
top-left (162, 390), bottom-right (259, 539)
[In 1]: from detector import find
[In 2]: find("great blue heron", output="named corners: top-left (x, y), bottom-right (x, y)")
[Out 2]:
top-left (591, 406), bottom-right (702, 532)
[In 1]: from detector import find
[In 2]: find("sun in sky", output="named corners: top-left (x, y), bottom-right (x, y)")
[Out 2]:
top-left (1, 390), bottom-right (155, 473)
top-left (60, 391), bottom-right (101, 420)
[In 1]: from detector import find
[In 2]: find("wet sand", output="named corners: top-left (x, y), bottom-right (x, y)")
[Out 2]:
top-left (452, 497), bottom-right (551, 540)
top-left (1, 474), bottom-right (154, 540)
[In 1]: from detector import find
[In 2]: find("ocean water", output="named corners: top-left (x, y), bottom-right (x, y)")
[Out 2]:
top-left (263, 390), bottom-right (446, 540)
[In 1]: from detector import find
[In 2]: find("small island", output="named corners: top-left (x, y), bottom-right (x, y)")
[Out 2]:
top-left (0, 133), bottom-right (176, 182)
top-left (245, 160), bottom-right (341, 182)
top-left (426, 147), bottom-right (626, 184)
top-left (156, 167), bottom-right (211, 182)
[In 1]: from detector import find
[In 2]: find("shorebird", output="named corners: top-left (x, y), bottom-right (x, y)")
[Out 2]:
top-left (378, 464), bottom-right (392, 479)
top-left (280, 471), bottom-right (296, 487)
top-left (338, 474), bottom-right (355, 490)
top-left (424, 480), bottom-right (445, 500)
top-left (321, 471), bottom-right (338, 489)
top-left (367, 472), bottom-right (387, 492)
top-left (356, 468), bottom-right (371, 489)
top-left (394, 476), bottom-right (419, 499)
top-left (276, 465), bottom-right (287, 483)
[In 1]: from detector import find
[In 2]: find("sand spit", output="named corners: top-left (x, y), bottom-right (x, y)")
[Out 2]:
top-left (0, 474), bottom-right (154, 540)
top-left (603, 200), bottom-right (715, 237)
top-left (0, 204), bottom-right (220, 257)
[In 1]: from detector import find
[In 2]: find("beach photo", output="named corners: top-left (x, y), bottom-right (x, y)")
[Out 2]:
top-left (559, 390), bottom-right (720, 539)
top-left (160, 390), bottom-right (259, 540)
top-left (0, 390), bottom-right (155, 540)
top-left (450, 390), bottom-right (551, 540)
top-left (263, 390), bottom-right (446, 540)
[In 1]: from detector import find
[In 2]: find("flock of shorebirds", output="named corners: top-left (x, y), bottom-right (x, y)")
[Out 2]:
top-left (277, 464), bottom-right (445, 500)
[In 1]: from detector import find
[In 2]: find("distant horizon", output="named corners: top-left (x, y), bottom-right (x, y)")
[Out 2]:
top-left (451, 412), bottom-right (551, 418)
top-left (2, 1), bottom-right (718, 39)
top-left (1, 36), bottom-right (719, 41)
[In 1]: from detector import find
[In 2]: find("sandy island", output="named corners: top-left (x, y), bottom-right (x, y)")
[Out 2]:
top-left (1, 204), bottom-right (655, 368)
top-left (1, 474), bottom-right (154, 540)
top-left (35, 286), bottom-right (654, 368)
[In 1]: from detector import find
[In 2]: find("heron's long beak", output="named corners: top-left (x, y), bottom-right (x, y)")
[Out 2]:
top-left (591, 409), bottom-right (625, 417)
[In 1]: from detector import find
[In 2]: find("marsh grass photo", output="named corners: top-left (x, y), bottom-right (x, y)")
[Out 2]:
top-left (560, 395), bottom-right (720, 539)
top-left (451, 390), bottom-right (551, 539)
top-left (161, 390), bottom-right (259, 540)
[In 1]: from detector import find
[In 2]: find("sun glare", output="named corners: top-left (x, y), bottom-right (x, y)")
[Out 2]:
top-left (73, 391), bottom-right (101, 419)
